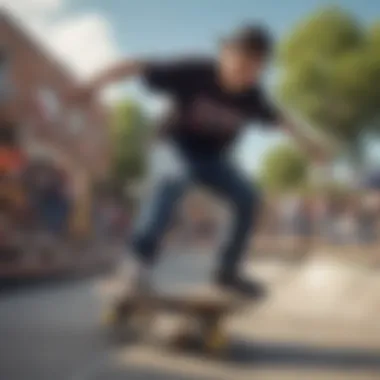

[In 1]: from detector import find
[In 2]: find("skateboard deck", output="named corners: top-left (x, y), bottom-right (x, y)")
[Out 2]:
top-left (103, 286), bottom-right (255, 355)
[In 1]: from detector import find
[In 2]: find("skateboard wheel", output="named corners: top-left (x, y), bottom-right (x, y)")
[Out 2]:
top-left (102, 309), bottom-right (118, 326)
top-left (204, 328), bottom-right (227, 353)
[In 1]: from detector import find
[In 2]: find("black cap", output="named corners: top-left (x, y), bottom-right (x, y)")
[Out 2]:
top-left (222, 24), bottom-right (273, 59)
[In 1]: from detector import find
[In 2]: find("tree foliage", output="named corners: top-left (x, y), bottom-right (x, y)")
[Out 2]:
top-left (277, 7), bottom-right (380, 161)
top-left (110, 99), bottom-right (152, 189)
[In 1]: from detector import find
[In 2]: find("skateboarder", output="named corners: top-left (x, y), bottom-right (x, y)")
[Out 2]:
top-left (70, 24), bottom-right (330, 298)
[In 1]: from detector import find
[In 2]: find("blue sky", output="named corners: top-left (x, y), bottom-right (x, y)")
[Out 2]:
top-left (75, 0), bottom-right (379, 55)
top-left (67, 0), bottom-right (380, 173)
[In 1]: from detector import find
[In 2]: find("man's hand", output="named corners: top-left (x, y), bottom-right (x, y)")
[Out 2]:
top-left (307, 142), bottom-right (333, 165)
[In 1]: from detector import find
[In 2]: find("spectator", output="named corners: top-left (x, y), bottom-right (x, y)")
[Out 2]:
top-left (357, 194), bottom-right (378, 245)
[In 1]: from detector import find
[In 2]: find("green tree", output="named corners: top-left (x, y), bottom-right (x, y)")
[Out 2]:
top-left (110, 99), bottom-right (152, 190)
top-left (368, 22), bottom-right (380, 130)
top-left (259, 143), bottom-right (310, 192)
top-left (277, 7), bottom-right (380, 165)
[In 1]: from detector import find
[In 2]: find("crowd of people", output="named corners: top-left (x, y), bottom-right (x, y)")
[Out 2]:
top-left (264, 192), bottom-right (380, 247)
top-left (161, 190), bottom-right (380, 256)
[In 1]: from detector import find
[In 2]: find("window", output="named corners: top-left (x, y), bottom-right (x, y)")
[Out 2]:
top-left (0, 121), bottom-right (17, 147)
top-left (68, 108), bottom-right (86, 135)
top-left (36, 87), bottom-right (61, 123)
top-left (0, 49), bottom-right (12, 104)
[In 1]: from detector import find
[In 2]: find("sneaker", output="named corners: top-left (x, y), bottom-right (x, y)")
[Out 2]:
top-left (215, 272), bottom-right (267, 299)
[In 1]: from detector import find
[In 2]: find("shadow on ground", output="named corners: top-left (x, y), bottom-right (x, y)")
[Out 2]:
top-left (98, 367), bottom-right (220, 380)
top-left (224, 338), bottom-right (380, 370)
top-left (99, 339), bottom-right (380, 380)
top-left (106, 337), bottom-right (380, 380)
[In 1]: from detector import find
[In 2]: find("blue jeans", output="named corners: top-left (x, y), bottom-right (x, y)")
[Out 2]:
top-left (131, 151), bottom-right (262, 276)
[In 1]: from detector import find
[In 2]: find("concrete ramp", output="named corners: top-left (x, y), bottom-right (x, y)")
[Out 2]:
top-left (265, 254), bottom-right (376, 322)
top-left (99, 252), bottom-right (380, 326)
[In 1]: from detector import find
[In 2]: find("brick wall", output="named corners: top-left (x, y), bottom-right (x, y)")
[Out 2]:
top-left (0, 10), bottom-right (110, 180)
top-left (0, 10), bottom-right (111, 236)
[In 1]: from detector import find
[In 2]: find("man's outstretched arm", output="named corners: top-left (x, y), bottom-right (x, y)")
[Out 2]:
top-left (68, 60), bottom-right (146, 102)
top-left (90, 60), bottom-right (146, 90)
top-left (67, 56), bottom-right (202, 103)
top-left (255, 90), bottom-right (337, 162)
top-left (277, 111), bottom-right (338, 163)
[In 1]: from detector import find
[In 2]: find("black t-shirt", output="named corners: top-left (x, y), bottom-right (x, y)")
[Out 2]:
top-left (143, 58), bottom-right (281, 156)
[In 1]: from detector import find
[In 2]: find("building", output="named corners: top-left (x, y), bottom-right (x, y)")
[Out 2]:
top-left (0, 10), bottom-right (111, 236)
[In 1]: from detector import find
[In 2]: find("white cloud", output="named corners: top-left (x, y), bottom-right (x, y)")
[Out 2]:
top-left (1, 0), bottom-right (63, 16)
top-left (1, 0), bottom-right (122, 101)
top-left (48, 13), bottom-right (119, 78)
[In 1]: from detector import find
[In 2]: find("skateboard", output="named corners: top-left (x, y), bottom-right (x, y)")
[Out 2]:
top-left (103, 288), bottom-right (251, 355)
